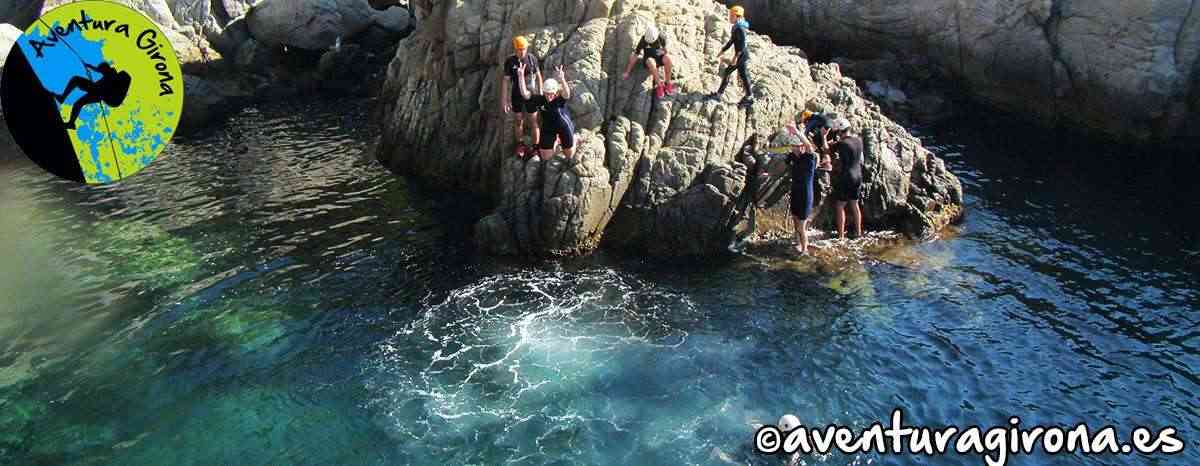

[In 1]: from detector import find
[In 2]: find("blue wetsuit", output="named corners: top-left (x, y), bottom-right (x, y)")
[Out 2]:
top-left (529, 95), bottom-right (575, 150)
top-left (788, 151), bottom-right (818, 218)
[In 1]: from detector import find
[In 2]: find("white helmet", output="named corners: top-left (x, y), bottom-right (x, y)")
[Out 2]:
top-left (778, 414), bottom-right (802, 432)
top-left (829, 117), bottom-right (851, 132)
top-left (644, 24), bottom-right (660, 43)
top-left (542, 78), bottom-right (561, 94)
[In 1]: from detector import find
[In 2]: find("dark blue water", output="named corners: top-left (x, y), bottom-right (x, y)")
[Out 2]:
top-left (0, 99), bottom-right (1195, 466)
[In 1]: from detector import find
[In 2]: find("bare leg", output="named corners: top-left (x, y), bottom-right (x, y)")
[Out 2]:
top-left (513, 116), bottom-right (525, 145)
top-left (562, 146), bottom-right (574, 158)
top-left (539, 148), bottom-right (554, 161)
top-left (645, 59), bottom-right (659, 87)
top-left (662, 55), bottom-right (673, 87)
top-left (792, 215), bottom-right (808, 253)
top-left (849, 200), bottom-right (862, 238)
top-left (528, 113), bottom-right (540, 148)
top-left (834, 200), bottom-right (847, 240)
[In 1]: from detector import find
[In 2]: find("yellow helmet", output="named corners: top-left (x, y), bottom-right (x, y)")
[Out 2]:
top-left (731, 5), bottom-right (745, 17)
top-left (513, 36), bottom-right (529, 50)
top-left (800, 110), bottom-right (814, 122)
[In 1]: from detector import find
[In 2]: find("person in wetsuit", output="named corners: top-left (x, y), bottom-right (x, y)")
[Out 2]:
top-left (828, 117), bottom-right (864, 239)
top-left (502, 35), bottom-right (544, 158)
top-left (517, 63), bottom-right (575, 161)
top-left (622, 23), bottom-right (675, 98)
top-left (56, 62), bottom-right (131, 130)
top-left (708, 5), bottom-right (754, 106)
top-left (801, 111), bottom-right (836, 207)
top-left (772, 127), bottom-right (818, 254)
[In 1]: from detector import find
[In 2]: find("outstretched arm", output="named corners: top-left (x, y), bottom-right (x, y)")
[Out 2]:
top-left (516, 62), bottom-right (532, 100)
top-left (556, 66), bottom-right (570, 100)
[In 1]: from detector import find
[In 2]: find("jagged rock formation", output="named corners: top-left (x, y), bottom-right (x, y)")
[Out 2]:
top-left (729, 0), bottom-right (1200, 145)
top-left (377, 0), bottom-right (963, 257)
top-left (246, 0), bottom-right (410, 51)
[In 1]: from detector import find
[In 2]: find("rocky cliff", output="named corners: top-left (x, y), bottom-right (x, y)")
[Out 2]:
top-left (730, 0), bottom-right (1200, 145)
top-left (376, 0), bottom-right (963, 257)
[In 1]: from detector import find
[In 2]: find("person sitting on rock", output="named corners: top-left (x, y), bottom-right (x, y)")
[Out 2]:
top-left (55, 62), bottom-right (132, 130)
top-left (516, 63), bottom-right (574, 161)
top-left (622, 23), bottom-right (675, 98)
top-left (502, 35), bottom-right (544, 158)
top-left (826, 117), bottom-right (864, 240)
top-left (707, 5), bottom-right (754, 107)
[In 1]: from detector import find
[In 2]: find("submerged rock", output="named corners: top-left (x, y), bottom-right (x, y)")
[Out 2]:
top-left (377, 0), bottom-right (963, 257)
top-left (730, 0), bottom-right (1200, 145)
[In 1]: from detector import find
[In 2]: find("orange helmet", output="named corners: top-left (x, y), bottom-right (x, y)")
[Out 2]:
top-left (513, 36), bottom-right (529, 50)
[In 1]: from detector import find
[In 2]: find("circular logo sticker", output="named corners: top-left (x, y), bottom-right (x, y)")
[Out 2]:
top-left (1, 0), bottom-right (183, 184)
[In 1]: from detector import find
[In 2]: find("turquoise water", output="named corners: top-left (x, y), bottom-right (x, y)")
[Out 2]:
top-left (0, 99), bottom-right (1196, 465)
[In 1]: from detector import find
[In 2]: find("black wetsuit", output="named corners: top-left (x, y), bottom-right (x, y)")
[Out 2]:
top-left (788, 151), bottom-right (818, 219)
top-left (803, 113), bottom-right (831, 148)
top-left (716, 19), bottom-right (752, 98)
top-left (504, 53), bottom-right (540, 113)
top-left (529, 94), bottom-right (574, 150)
top-left (833, 135), bottom-right (864, 201)
top-left (635, 36), bottom-right (668, 67)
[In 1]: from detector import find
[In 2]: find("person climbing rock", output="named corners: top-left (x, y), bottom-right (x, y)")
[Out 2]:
top-left (502, 35), bottom-right (543, 158)
top-left (622, 23), bottom-right (674, 98)
top-left (55, 62), bottom-right (131, 130)
top-left (802, 111), bottom-right (837, 204)
top-left (517, 63), bottom-right (574, 161)
top-left (827, 117), bottom-right (864, 240)
top-left (708, 5), bottom-right (754, 107)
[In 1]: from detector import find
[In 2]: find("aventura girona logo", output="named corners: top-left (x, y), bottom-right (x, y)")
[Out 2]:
top-left (1, 0), bottom-right (183, 184)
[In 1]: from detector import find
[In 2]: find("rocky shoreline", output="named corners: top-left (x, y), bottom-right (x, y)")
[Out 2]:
top-left (2, 0), bottom-right (966, 259)
top-left (375, 0), bottom-right (963, 258)
top-left (727, 0), bottom-right (1200, 147)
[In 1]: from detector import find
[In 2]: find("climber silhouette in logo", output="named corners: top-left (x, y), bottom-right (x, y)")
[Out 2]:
top-left (54, 62), bottom-right (132, 130)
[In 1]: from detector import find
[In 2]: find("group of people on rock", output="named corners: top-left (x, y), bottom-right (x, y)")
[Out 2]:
top-left (499, 5), bottom-right (864, 252)
top-left (772, 111), bottom-right (865, 254)
top-left (500, 5), bottom-right (757, 160)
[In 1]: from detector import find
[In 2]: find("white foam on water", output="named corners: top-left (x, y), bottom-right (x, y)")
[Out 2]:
top-left (364, 269), bottom-right (762, 463)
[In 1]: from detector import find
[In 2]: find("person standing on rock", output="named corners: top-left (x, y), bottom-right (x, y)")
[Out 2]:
top-left (622, 23), bottom-right (675, 98)
top-left (502, 35), bottom-right (544, 158)
top-left (782, 129), bottom-right (819, 254)
top-left (827, 117), bottom-right (864, 240)
top-left (708, 5), bottom-right (754, 107)
top-left (517, 63), bottom-right (575, 161)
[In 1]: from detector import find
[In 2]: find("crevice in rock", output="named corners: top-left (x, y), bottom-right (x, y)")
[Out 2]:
top-left (1175, 0), bottom-right (1198, 72)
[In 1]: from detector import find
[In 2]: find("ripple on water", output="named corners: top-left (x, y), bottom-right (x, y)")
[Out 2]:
top-left (366, 269), bottom-right (801, 465)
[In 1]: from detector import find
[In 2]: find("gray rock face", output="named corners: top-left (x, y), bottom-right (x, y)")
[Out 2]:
top-left (377, 0), bottom-right (963, 257)
top-left (0, 1), bottom-right (41, 29)
top-left (0, 23), bottom-right (20, 70)
top-left (246, 0), bottom-right (412, 51)
top-left (730, 0), bottom-right (1200, 144)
